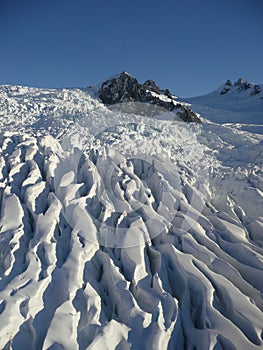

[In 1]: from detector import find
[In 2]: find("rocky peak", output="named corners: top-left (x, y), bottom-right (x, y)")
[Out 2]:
top-left (219, 78), bottom-right (262, 96)
top-left (234, 78), bottom-right (251, 91)
top-left (250, 84), bottom-right (262, 96)
top-left (220, 79), bottom-right (233, 95)
top-left (142, 79), bottom-right (161, 94)
top-left (225, 79), bottom-right (232, 86)
top-left (99, 71), bottom-right (142, 104)
top-left (143, 79), bottom-right (172, 98)
top-left (98, 72), bottom-right (201, 123)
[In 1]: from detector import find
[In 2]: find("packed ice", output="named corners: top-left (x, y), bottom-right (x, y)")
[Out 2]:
top-left (0, 79), bottom-right (262, 349)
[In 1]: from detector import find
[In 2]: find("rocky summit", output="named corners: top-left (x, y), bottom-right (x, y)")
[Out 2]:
top-left (98, 72), bottom-right (202, 122)
top-left (182, 77), bottom-right (263, 124)
top-left (220, 78), bottom-right (262, 96)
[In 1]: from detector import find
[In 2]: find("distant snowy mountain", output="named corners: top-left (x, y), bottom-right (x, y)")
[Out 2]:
top-left (0, 76), bottom-right (263, 349)
top-left (182, 78), bottom-right (263, 124)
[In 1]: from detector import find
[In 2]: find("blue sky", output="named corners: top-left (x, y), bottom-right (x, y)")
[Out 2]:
top-left (0, 0), bottom-right (262, 96)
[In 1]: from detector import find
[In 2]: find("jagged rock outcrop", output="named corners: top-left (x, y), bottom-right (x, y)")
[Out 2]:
top-left (234, 78), bottom-right (251, 91)
top-left (142, 79), bottom-right (161, 94)
top-left (98, 72), bottom-right (142, 104)
top-left (219, 77), bottom-right (262, 96)
top-left (143, 79), bottom-right (172, 98)
top-left (250, 84), bottom-right (262, 96)
top-left (175, 104), bottom-right (202, 123)
top-left (220, 79), bottom-right (232, 95)
top-left (99, 72), bottom-right (202, 123)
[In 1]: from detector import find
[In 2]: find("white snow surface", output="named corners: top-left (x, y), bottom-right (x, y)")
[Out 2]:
top-left (182, 81), bottom-right (263, 124)
top-left (0, 85), bottom-right (263, 349)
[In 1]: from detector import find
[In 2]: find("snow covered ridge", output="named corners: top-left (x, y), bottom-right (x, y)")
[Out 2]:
top-left (183, 78), bottom-right (263, 124)
top-left (98, 72), bottom-right (202, 123)
top-left (218, 78), bottom-right (262, 96)
top-left (0, 81), bottom-right (263, 349)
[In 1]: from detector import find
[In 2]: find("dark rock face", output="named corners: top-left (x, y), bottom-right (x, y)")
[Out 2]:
top-left (250, 84), bottom-right (262, 96)
top-left (99, 72), bottom-right (201, 123)
top-left (219, 78), bottom-right (262, 96)
top-left (142, 79), bottom-right (161, 94)
top-left (176, 105), bottom-right (202, 123)
top-left (99, 72), bottom-right (142, 104)
top-left (225, 79), bottom-right (232, 86)
top-left (220, 87), bottom-right (231, 95)
top-left (142, 80), bottom-right (172, 98)
top-left (220, 79), bottom-right (232, 95)
top-left (234, 78), bottom-right (251, 92)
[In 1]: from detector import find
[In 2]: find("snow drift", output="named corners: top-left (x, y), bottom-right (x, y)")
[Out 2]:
top-left (0, 80), bottom-right (262, 349)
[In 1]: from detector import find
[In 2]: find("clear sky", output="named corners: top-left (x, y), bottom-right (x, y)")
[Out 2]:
top-left (0, 0), bottom-right (262, 97)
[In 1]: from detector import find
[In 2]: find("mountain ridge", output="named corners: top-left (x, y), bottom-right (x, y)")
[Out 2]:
top-left (0, 73), bottom-right (263, 349)
top-left (1, 73), bottom-right (262, 125)
top-left (98, 71), bottom-right (201, 123)
top-left (182, 78), bottom-right (263, 124)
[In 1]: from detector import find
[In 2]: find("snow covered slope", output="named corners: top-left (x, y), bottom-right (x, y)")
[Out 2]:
top-left (182, 78), bottom-right (263, 124)
top-left (0, 82), bottom-right (263, 349)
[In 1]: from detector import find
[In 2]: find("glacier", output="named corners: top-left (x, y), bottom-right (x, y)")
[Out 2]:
top-left (0, 82), bottom-right (263, 349)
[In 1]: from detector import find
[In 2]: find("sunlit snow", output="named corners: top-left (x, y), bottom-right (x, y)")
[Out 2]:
top-left (0, 84), bottom-right (262, 349)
